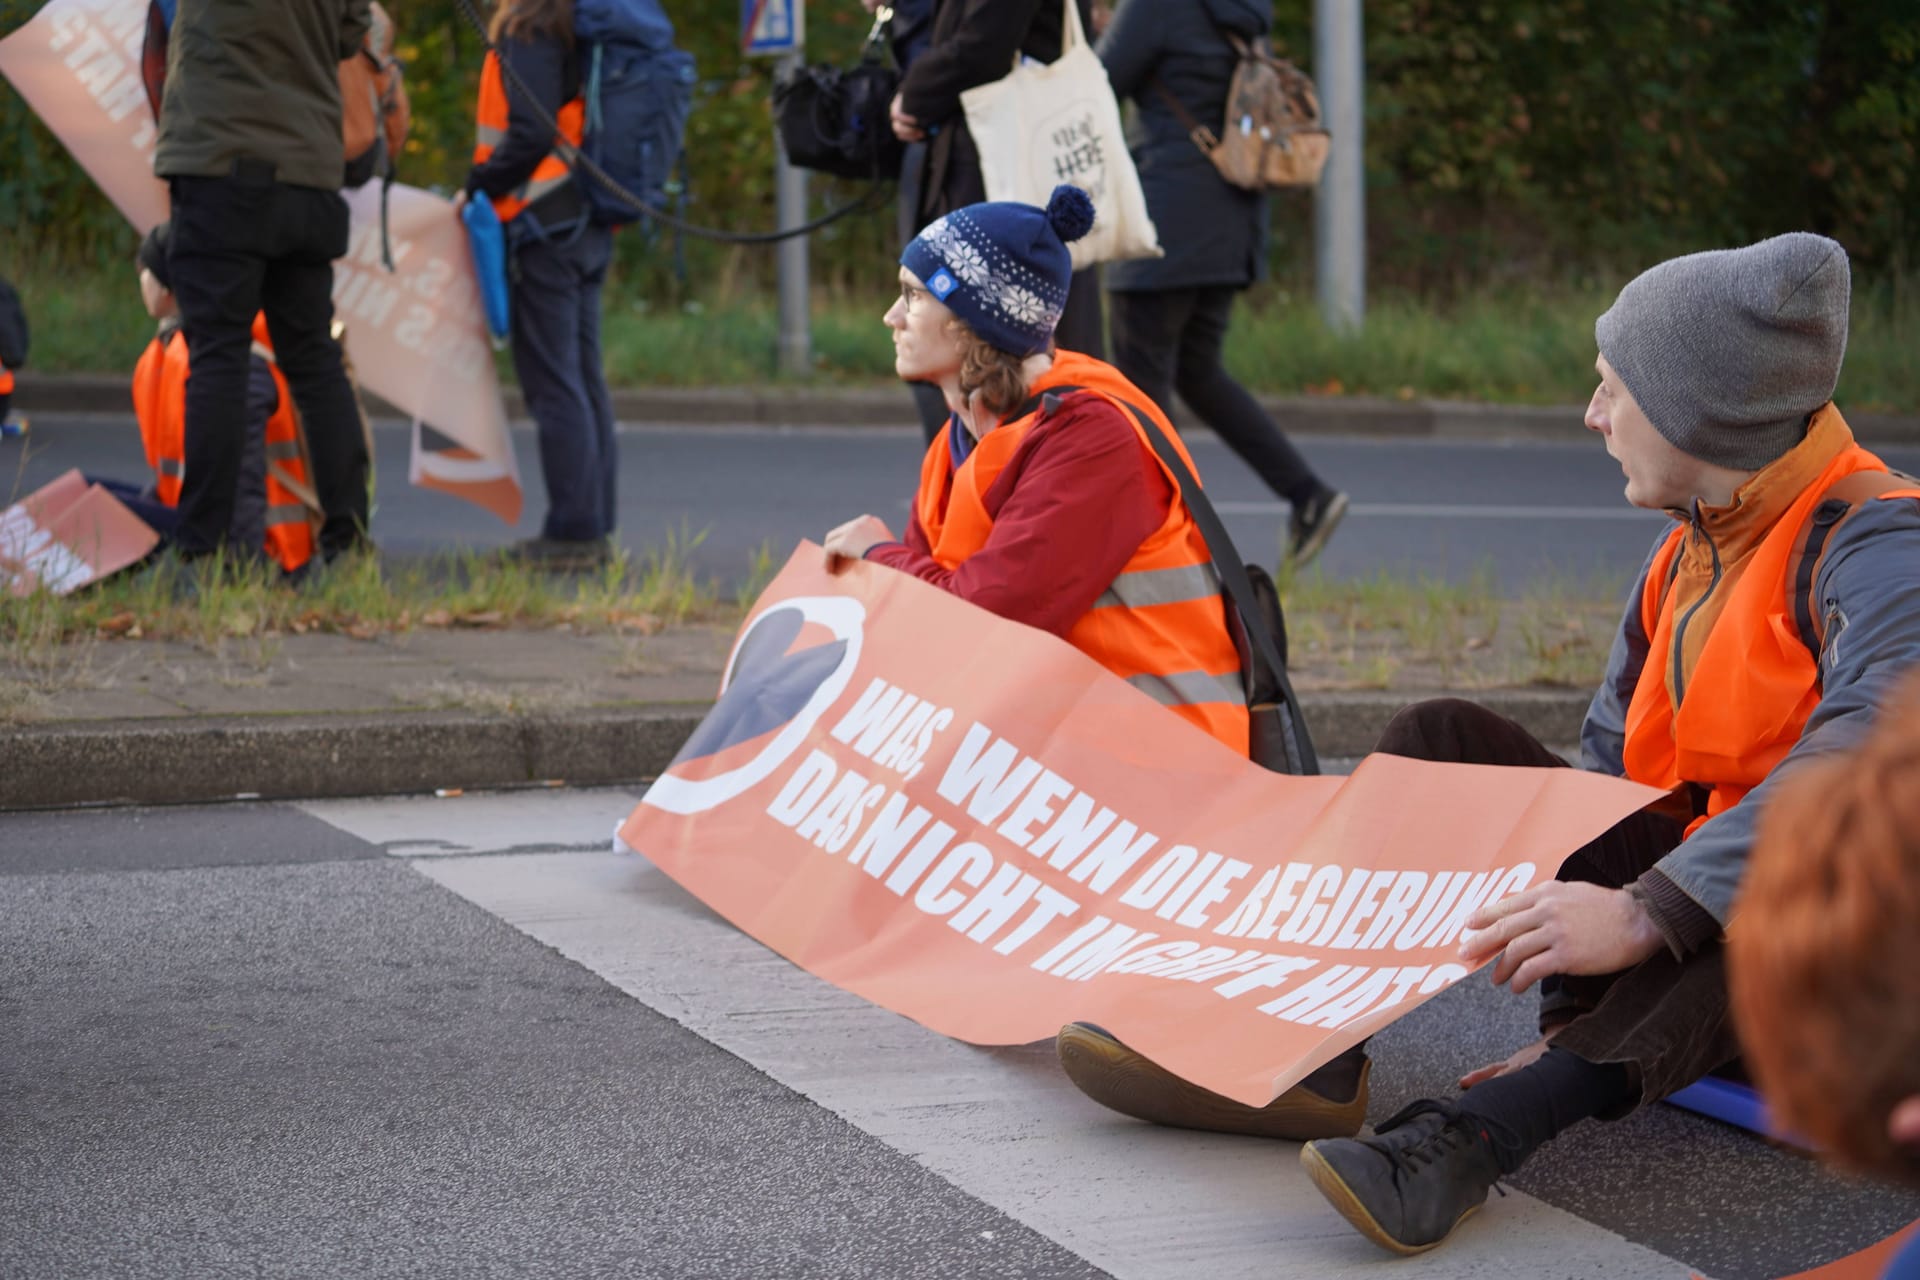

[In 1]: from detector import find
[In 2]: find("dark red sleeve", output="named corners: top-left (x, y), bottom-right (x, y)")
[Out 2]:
top-left (865, 397), bottom-right (1172, 637)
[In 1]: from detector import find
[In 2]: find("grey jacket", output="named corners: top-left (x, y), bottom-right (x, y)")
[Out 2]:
top-left (1582, 488), bottom-right (1920, 934)
top-left (155, 0), bottom-right (371, 191)
top-left (1096, 0), bottom-right (1270, 292)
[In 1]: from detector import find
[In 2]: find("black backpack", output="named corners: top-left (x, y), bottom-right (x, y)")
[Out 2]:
top-left (0, 277), bottom-right (29, 370)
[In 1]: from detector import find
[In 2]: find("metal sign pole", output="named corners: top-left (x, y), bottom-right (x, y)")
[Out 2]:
top-left (774, 54), bottom-right (812, 377)
top-left (745, 0), bottom-right (812, 375)
top-left (1313, 0), bottom-right (1365, 332)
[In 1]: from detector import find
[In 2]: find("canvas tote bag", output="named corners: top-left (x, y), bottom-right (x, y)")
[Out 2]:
top-left (958, 0), bottom-right (1162, 268)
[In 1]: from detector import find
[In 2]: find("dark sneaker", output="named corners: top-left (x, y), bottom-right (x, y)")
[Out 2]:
top-left (1287, 488), bottom-right (1349, 567)
top-left (1056, 1022), bottom-right (1368, 1140)
top-left (505, 536), bottom-right (612, 572)
top-left (1300, 1099), bottom-right (1503, 1256)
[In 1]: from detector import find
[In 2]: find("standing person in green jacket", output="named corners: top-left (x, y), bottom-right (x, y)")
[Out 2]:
top-left (155, 0), bottom-right (373, 570)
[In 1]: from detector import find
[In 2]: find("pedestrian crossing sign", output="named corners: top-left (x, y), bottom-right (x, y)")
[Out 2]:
top-left (742, 0), bottom-right (804, 55)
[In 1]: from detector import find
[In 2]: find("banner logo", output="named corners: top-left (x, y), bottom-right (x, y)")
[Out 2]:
top-left (644, 595), bottom-right (866, 815)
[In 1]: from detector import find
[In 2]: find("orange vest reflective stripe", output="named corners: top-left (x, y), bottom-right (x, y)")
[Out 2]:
top-left (133, 327), bottom-right (189, 507)
top-left (250, 316), bottom-right (318, 575)
top-left (0, 367), bottom-right (13, 395)
top-left (474, 51), bottom-right (584, 223)
top-left (1622, 405), bottom-right (1920, 833)
top-left (911, 351), bottom-right (1250, 754)
top-left (130, 317), bottom-right (317, 574)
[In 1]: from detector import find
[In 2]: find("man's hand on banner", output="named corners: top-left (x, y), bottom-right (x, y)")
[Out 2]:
top-left (1458, 880), bottom-right (1664, 993)
top-left (823, 514), bottom-right (897, 567)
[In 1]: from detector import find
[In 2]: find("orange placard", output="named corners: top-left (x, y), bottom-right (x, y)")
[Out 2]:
top-left (619, 546), bottom-right (1664, 1106)
top-left (0, 0), bottom-right (167, 231)
top-left (340, 182), bottom-right (523, 526)
top-left (0, 468), bottom-right (158, 595)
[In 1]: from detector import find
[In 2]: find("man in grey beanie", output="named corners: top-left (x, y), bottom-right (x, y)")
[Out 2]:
top-left (1275, 233), bottom-right (1920, 1255)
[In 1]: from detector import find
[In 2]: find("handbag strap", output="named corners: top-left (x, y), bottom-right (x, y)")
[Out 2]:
top-left (1016, 385), bottom-right (1321, 774)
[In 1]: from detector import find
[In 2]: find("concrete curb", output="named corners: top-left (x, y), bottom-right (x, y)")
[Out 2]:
top-left (17, 372), bottom-right (1920, 444)
top-left (0, 688), bottom-right (1591, 810)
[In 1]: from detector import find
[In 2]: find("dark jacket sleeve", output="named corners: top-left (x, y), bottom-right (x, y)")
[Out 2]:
top-left (1094, 0), bottom-right (1164, 100)
top-left (464, 34), bottom-right (574, 199)
top-left (338, 0), bottom-right (372, 58)
top-left (898, 0), bottom-right (1044, 126)
top-left (865, 396), bottom-right (1172, 637)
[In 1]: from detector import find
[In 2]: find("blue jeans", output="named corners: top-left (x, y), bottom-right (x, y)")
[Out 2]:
top-left (509, 223), bottom-right (617, 542)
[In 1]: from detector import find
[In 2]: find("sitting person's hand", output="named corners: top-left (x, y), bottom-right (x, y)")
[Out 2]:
top-left (1458, 880), bottom-right (1665, 993)
top-left (823, 514), bottom-right (897, 568)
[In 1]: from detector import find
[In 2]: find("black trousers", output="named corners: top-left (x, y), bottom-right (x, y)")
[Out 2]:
top-left (1109, 285), bottom-right (1324, 509)
top-left (167, 173), bottom-right (368, 561)
top-left (1376, 699), bottom-right (1741, 1111)
top-left (508, 224), bottom-right (617, 543)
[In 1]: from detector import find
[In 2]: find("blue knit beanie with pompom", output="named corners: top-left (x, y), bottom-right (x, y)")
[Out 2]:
top-left (900, 184), bottom-right (1096, 357)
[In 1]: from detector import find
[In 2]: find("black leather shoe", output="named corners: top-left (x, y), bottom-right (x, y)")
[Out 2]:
top-left (1056, 1022), bottom-right (1368, 1140)
top-left (1300, 1098), bottom-right (1503, 1255)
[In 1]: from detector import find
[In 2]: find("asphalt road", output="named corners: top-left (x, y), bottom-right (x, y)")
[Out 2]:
top-left (19, 413), bottom-right (1918, 594)
top-left (5, 788), bottom-right (1917, 1279)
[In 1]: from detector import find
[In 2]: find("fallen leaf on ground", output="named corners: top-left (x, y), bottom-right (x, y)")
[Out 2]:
top-left (421, 609), bottom-right (453, 627)
top-left (97, 612), bottom-right (138, 636)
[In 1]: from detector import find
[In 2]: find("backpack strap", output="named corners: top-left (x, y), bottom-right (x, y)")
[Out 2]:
top-left (1791, 469), bottom-right (1920, 657)
top-left (1149, 75), bottom-right (1220, 154)
top-left (1015, 385), bottom-right (1321, 774)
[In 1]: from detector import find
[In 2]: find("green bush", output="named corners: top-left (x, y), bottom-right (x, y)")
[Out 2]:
top-left (2, 0), bottom-right (1913, 293)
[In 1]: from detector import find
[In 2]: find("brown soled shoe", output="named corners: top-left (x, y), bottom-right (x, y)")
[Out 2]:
top-left (1299, 1098), bottom-right (1504, 1256)
top-left (1055, 1022), bottom-right (1368, 1140)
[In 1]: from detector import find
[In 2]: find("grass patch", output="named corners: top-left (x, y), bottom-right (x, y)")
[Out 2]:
top-left (0, 535), bottom-right (744, 657)
top-left (11, 254), bottom-right (1915, 412)
top-left (3, 543), bottom-right (1628, 703)
top-left (1280, 565), bottom-right (1626, 691)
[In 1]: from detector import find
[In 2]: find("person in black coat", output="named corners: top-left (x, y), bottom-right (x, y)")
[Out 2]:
top-left (890, 0), bottom-right (1106, 439)
top-left (1099, 0), bottom-right (1347, 566)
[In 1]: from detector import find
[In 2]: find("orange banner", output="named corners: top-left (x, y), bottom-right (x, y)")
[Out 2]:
top-left (340, 183), bottom-right (524, 526)
top-left (1, 0), bottom-right (522, 525)
top-left (0, 468), bottom-right (158, 595)
top-left (0, 0), bottom-right (167, 230)
top-left (618, 546), bottom-right (1664, 1106)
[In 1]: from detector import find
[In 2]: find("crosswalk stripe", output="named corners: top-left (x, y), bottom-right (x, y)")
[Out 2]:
top-left (295, 785), bottom-right (1693, 1280)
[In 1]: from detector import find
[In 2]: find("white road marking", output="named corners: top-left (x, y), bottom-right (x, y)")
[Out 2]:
top-left (297, 788), bottom-right (643, 858)
top-left (305, 793), bottom-right (1688, 1278)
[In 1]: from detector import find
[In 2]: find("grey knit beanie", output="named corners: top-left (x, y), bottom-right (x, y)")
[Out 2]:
top-left (1594, 232), bottom-right (1851, 470)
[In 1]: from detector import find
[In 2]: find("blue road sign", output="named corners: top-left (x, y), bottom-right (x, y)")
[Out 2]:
top-left (742, 0), bottom-right (804, 55)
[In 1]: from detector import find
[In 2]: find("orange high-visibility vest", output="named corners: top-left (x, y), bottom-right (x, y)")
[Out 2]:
top-left (912, 351), bottom-right (1250, 754)
top-left (473, 51), bottom-right (584, 223)
top-left (131, 317), bottom-right (318, 573)
top-left (0, 366), bottom-right (13, 396)
top-left (1623, 404), bottom-right (1920, 833)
